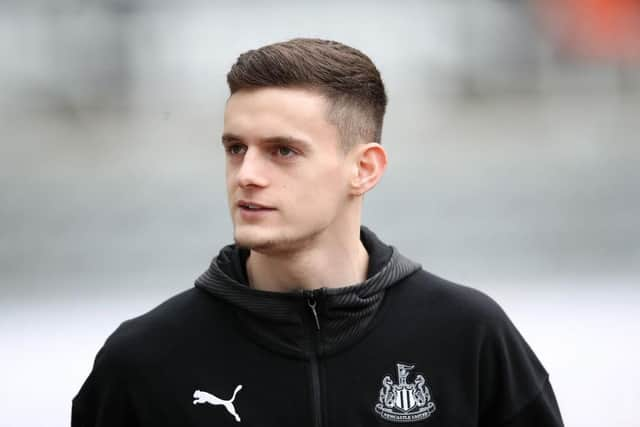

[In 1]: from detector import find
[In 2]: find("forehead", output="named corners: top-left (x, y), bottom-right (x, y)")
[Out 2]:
top-left (223, 87), bottom-right (338, 142)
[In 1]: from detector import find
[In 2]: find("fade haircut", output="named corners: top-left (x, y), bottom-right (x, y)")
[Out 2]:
top-left (226, 38), bottom-right (387, 151)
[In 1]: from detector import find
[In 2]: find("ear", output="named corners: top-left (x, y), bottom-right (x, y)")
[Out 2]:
top-left (349, 143), bottom-right (388, 196)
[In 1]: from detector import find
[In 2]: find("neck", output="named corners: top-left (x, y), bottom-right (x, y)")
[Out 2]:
top-left (246, 225), bottom-right (369, 293)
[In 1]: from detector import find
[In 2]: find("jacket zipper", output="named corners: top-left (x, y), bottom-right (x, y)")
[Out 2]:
top-left (305, 292), bottom-right (323, 427)
top-left (307, 296), bottom-right (320, 330)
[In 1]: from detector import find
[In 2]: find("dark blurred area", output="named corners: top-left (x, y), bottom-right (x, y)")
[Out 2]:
top-left (0, 1), bottom-right (638, 426)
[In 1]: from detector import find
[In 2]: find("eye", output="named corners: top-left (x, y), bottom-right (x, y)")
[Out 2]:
top-left (226, 144), bottom-right (246, 156)
top-left (275, 146), bottom-right (297, 158)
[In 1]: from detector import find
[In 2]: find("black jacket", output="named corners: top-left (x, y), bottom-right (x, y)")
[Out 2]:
top-left (72, 227), bottom-right (563, 426)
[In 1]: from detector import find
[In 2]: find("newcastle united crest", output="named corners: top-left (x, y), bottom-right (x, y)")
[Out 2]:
top-left (374, 363), bottom-right (436, 423)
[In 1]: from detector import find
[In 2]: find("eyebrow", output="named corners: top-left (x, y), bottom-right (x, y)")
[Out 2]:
top-left (221, 133), bottom-right (242, 145)
top-left (221, 133), bottom-right (313, 151)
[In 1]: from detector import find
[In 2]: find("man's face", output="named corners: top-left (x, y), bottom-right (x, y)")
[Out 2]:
top-left (222, 87), bottom-right (353, 253)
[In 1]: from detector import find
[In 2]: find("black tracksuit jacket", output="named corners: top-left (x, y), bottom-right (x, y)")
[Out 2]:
top-left (72, 227), bottom-right (564, 426)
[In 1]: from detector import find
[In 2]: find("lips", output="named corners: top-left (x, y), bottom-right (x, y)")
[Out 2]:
top-left (236, 200), bottom-right (276, 221)
top-left (237, 200), bottom-right (276, 211)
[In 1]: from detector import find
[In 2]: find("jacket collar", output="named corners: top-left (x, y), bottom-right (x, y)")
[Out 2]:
top-left (195, 226), bottom-right (421, 357)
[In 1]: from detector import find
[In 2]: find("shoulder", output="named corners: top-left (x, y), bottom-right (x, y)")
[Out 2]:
top-left (394, 268), bottom-right (510, 328)
top-left (406, 271), bottom-right (549, 376)
top-left (107, 288), bottom-right (208, 341)
top-left (95, 287), bottom-right (228, 369)
top-left (387, 269), bottom-right (554, 423)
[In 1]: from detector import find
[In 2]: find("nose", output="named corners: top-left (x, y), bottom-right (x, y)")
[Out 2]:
top-left (235, 147), bottom-right (269, 188)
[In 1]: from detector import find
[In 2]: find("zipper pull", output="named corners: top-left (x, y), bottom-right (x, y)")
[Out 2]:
top-left (307, 296), bottom-right (321, 331)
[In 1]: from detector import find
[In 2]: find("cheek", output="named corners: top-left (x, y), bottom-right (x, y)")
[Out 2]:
top-left (295, 165), bottom-right (347, 207)
top-left (225, 164), bottom-right (240, 190)
top-left (225, 165), bottom-right (232, 186)
top-left (321, 163), bottom-right (350, 195)
top-left (225, 175), bottom-right (234, 197)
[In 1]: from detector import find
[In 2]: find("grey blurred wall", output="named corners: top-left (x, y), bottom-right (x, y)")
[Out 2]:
top-left (1, 1), bottom-right (639, 426)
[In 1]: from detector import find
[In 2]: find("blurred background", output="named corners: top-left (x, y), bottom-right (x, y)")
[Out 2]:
top-left (1, 0), bottom-right (639, 426)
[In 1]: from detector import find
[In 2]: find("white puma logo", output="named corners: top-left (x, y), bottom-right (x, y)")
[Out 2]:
top-left (193, 385), bottom-right (243, 423)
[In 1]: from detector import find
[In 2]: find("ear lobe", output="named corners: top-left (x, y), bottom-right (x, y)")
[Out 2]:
top-left (350, 143), bottom-right (387, 196)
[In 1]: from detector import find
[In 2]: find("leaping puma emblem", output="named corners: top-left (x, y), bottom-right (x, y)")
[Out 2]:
top-left (193, 385), bottom-right (243, 422)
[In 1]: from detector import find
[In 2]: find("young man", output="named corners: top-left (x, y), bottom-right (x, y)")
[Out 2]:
top-left (72, 39), bottom-right (564, 426)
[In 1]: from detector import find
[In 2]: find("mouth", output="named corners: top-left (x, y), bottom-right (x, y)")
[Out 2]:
top-left (237, 200), bottom-right (276, 212)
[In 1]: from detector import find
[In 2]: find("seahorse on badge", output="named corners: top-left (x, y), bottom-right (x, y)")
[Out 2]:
top-left (379, 376), bottom-right (396, 407)
top-left (413, 374), bottom-right (430, 406)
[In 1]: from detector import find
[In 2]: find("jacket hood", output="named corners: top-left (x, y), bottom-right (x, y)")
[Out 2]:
top-left (195, 226), bottom-right (421, 357)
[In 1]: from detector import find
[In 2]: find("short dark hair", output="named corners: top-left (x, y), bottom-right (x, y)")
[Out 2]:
top-left (226, 38), bottom-right (387, 150)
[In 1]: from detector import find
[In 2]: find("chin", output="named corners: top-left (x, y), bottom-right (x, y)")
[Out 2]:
top-left (233, 224), bottom-right (322, 255)
top-left (233, 225), bottom-right (279, 250)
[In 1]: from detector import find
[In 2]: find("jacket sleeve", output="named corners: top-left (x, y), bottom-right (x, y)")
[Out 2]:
top-left (72, 343), bottom-right (137, 427)
top-left (477, 301), bottom-right (564, 427)
top-left (499, 378), bottom-right (564, 427)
